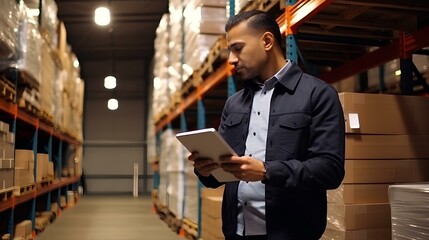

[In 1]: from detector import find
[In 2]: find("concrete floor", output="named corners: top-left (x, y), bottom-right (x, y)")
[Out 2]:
top-left (36, 195), bottom-right (183, 240)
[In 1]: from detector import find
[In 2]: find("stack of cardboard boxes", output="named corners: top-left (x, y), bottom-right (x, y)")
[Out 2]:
top-left (14, 150), bottom-right (35, 188)
top-left (0, 121), bottom-right (14, 191)
top-left (14, 220), bottom-right (33, 239)
top-left (322, 92), bottom-right (429, 240)
top-left (201, 186), bottom-right (224, 240)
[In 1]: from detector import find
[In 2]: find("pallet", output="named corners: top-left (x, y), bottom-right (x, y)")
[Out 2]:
top-left (13, 183), bottom-right (36, 196)
top-left (0, 187), bottom-right (14, 201)
top-left (182, 218), bottom-right (198, 240)
top-left (0, 67), bottom-right (40, 90)
top-left (17, 96), bottom-right (39, 116)
top-left (153, 37), bottom-right (229, 124)
top-left (36, 179), bottom-right (53, 188)
top-left (240, 0), bottom-right (282, 13)
top-left (0, 77), bottom-right (16, 102)
top-left (39, 110), bottom-right (55, 126)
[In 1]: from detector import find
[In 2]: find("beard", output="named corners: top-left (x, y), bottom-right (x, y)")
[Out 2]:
top-left (234, 66), bottom-right (256, 81)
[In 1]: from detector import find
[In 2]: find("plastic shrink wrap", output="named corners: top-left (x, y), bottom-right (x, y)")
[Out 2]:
top-left (389, 183), bottom-right (429, 240)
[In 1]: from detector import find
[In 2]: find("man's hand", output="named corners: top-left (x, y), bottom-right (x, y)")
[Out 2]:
top-left (187, 151), bottom-right (220, 177)
top-left (219, 155), bottom-right (265, 182)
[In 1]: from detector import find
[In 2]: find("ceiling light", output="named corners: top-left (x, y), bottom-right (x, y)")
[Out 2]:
top-left (94, 7), bottom-right (110, 26)
top-left (108, 99), bottom-right (118, 110)
top-left (28, 8), bottom-right (40, 17)
top-left (104, 76), bottom-right (116, 89)
top-left (73, 59), bottom-right (80, 68)
top-left (395, 70), bottom-right (401, 76)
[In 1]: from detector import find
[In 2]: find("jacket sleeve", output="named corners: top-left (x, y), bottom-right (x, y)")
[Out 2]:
top-left (266, 83), bottom-right (345, 190)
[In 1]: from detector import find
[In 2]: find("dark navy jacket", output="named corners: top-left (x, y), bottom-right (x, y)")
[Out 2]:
top-left (196, 62), bottom-right (345, 240)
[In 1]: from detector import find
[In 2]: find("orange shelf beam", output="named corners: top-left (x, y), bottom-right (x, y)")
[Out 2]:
top-left (279, 0), bottom-right (333, 35)
top-left (0, 98), bottom-right (81, 145)
top-left (156, 62), bottom-right (232, 132)
top-left (320, 25), bottom-right (429, 83)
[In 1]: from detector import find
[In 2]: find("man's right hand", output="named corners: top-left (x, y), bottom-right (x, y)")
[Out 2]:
top-left (188, 151), bottom-right (220, 177)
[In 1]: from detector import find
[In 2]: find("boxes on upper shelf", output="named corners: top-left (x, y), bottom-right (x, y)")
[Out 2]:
top-left (339, 92), bottom-right (429, 135)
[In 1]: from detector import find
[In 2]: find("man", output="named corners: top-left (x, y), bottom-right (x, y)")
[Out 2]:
top-left (189, 10), bottom-right (345, 240)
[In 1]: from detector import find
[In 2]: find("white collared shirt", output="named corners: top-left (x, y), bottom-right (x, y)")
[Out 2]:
top-left (236, 60), bottom-right (291, 236)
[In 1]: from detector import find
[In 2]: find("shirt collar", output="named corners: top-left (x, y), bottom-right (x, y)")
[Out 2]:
top-left (262, 60), bottom-right (290, 92)
top-left (243, 59), bottom-right (293, 94)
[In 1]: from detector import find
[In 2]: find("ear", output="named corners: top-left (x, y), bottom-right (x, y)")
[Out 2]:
top-left (261, 32), bottom-right (275, 51)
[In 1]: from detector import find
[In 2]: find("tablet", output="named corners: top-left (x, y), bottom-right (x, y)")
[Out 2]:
top-left (176, 128), bottom-right (238, 182)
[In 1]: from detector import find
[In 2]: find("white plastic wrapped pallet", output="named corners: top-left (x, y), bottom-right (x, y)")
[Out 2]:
top-left (389, 183), bottom-right (429, 240)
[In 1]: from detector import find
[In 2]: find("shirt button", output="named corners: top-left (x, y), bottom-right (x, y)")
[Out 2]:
top-left (244, 202), bottom-right (248, 206)
top-left (257, 111), bottom-right (260, 115)
top-left (249, 154), bottom-right (252, 157)
top-left (253, 132), bottom-right (256, 136)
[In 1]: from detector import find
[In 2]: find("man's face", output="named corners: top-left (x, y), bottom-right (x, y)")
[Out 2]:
top-left (226, 21), bottom-right (267, 80)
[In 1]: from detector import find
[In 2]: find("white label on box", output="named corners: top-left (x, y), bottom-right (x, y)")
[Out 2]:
top-left (348, 113), bottom-right (360, 129)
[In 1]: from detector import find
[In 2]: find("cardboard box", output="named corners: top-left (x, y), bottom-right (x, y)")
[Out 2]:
top-left (0, 141), bottom-right (14, 159)
top-left (202, 196), bottom-right (222, 218)
top-left (0, 121), bottom-right (9, 133)
top-left (345, 135), bottom-right (429, 159)
top-left (201, 186), bottom-right (224, 198)
top-left (14, 168), bottom-right (32, 186)
top-left (0, 168), bottom-right (14, 189)
top-left (201, 212), bottom-right (223, 239)
top-left (344, 159), bottom-right (429, 183)
top-left (339, 92), bottom-right (429, 134)
top-left (328, 184), bottom-right (390, 204)
top-left (15, 149), bottom-right (34, 169)
top-left (327, 203), bottom-right (391, 230)
top-left (322, 228), bottom-right (391, 240)
top-left (0, 159), bottom-right (13, 169)
top-left (14, 220), bottom-right (32, 238)
top-left (36, 153), bottom-right (49, 181)
top-left (47, 161), bottom-right (54, 179)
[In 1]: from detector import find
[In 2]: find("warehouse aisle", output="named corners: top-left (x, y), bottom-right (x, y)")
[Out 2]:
top-left (37, 195), bottom-right (183, 240)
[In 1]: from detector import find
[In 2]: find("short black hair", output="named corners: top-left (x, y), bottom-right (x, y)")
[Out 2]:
top-left (225, 10), bottom-right (282, 46)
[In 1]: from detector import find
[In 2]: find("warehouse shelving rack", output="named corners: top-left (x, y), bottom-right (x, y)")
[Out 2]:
top-left (0, 72), bottom-right (81, 237)
top-left (0, 1), bottom-right (82, 237)
top-left (155, 0), bottom-right (429, 132)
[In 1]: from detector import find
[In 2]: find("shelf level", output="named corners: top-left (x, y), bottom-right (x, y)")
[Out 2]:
top-left (0, 177), bottom-right (80, 212)
top-left (0, 98), bottom-right (81, 145)
top-left (155, 62), bottom-right (232, 132)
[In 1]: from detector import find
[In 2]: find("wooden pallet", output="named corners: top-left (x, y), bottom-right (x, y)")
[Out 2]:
top-left (153, 37), bottom-right (229, 124)
top-left (241, 0), bottom-right (282, 13)
top-left (39, 110), bottom-right (55, 126)
top-left (0, 68), bottom-right (40, 90)
top-left (36, 179), bottom-right (53, 188)
top-left (18, 98), bottom-right (39, 116)
top-left (0, 77), bottom-right (16, 102)
top-left (13, 183), bottom-right (36, 196)
top-left (0, 187), bottom-right (14, 201)
top-left (182, 218), bottom-right (198, 240)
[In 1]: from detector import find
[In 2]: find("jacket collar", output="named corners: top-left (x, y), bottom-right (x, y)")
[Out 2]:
top-left (242, 60), bottom-right (303, 95)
